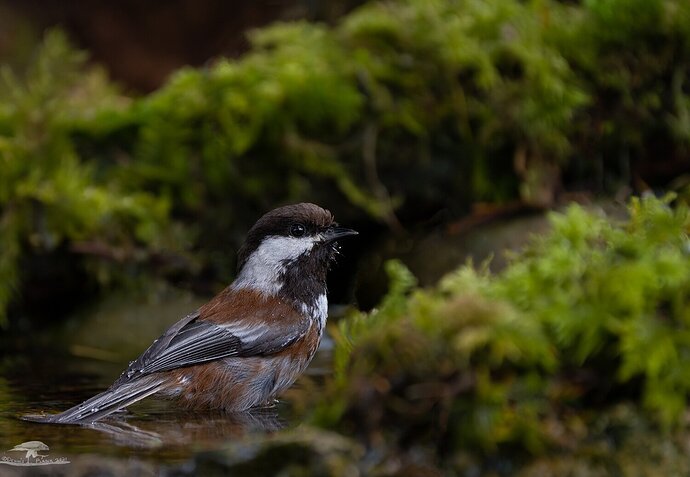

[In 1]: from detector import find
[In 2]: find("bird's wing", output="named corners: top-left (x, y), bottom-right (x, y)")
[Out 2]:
top-left (23, 373), bottom-right (170, 424)
top-left (115, 292), bottom-right (310, 383)
top-left (23, 291), bottom-right (312, 424)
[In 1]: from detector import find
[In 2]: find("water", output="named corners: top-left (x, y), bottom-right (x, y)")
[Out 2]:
top-left (0, 291), bottom-right (334, 474)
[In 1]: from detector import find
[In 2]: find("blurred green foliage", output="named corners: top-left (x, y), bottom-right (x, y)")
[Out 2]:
top-left (2, 0), bottom-right (690, 322)
top-left (0, 31), bottom-right (171, 324)
top-left (316, 195), bottom-right (690, 470)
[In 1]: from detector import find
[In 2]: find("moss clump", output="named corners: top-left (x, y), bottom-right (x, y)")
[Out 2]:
top-left (0, 31), bottom-right (172, 324)
top-left (314, 195), bottom-right (690, 471)
top-left (4, 0), bottom-right (690, 322)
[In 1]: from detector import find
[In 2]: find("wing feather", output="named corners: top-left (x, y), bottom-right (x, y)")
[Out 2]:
top-left (25, 290), bottom-right (314, 423)
top-left (23, 375), bottom-right (168, 424)
top-left (114, 293), bottom-right (310, 384)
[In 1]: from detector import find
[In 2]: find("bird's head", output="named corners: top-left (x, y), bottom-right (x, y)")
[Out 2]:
top-left (233, 203), bottom-right (357, 299)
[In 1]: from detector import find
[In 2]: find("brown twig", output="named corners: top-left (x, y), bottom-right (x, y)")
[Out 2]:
top-left (362, 122), bottom-right (405, 234)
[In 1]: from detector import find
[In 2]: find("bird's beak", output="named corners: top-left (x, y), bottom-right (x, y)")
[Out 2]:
top-left (322, 226), bottom-right (358, 242)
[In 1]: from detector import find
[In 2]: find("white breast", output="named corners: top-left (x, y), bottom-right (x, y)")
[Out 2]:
top-left (302, 293), bottom-right (328, 332)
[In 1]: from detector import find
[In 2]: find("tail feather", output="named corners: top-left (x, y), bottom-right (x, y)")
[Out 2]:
top-left (23, 376), bottom-right (167, 424)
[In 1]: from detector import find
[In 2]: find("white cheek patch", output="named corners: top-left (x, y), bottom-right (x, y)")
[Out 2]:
top-left (263, 235), bottom-right (318, 262)
top-left (233, 235), bottom-right (318, 295)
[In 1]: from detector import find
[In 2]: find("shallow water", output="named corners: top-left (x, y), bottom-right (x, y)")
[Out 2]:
top-left (0, 291), bottom-right (334, 474)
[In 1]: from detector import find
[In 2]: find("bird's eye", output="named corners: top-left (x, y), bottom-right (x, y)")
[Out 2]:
top-left (289, 223), bottom-right (306, 237)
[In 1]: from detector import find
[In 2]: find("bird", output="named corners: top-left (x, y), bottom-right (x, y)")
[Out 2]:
top-left (24, 203), bottom-right (357, 424)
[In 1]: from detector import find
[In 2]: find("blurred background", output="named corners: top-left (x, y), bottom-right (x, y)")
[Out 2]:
top-left (2, 0), bottom-right (690, 474)
top-left (2, 0), bottom-right (688, 329)
top-left (0, 0), bottom-right (365, 92)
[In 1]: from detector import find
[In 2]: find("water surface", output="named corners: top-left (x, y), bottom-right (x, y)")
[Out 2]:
top-left (0, 291), bottom-right (333, 473)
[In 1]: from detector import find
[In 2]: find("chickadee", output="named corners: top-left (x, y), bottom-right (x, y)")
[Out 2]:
top-left (27, 203), bottom-right (357, 424)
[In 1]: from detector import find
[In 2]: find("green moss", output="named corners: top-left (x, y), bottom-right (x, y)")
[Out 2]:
top-left (3, 0), bottom-right (690, 321)
top-left (314, 196), bottom-right (690, 469)
top-left (0, 30), bottom-right (171, 324)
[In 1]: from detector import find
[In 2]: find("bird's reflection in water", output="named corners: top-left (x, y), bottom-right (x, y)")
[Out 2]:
top-left (82, 406), bottom-right (285, 449)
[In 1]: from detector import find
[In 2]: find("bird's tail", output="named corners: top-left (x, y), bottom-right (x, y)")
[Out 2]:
top-left (22, 375), bottom-right (168, 424)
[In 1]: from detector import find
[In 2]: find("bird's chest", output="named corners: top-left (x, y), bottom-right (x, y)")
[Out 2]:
top-left (245, 322), bottom-right (324, 400)
top-left (171, 321), bottom-right (324, 411)
top-left (300, 293), bottom-right (328, 336)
